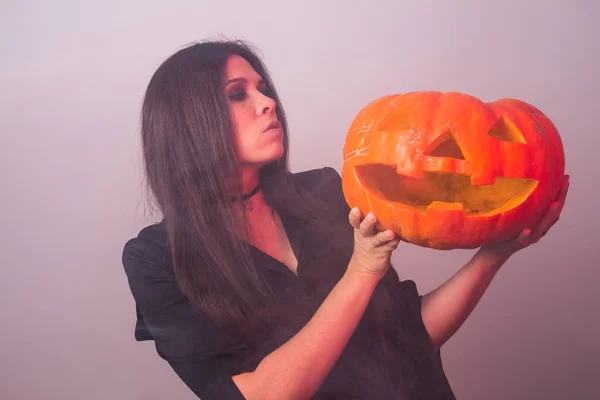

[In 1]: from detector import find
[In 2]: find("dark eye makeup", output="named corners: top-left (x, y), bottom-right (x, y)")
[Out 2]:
top-left (226, 80), bottom-right (271, 102)
top-left (227, 85), bottom-right (246, 101)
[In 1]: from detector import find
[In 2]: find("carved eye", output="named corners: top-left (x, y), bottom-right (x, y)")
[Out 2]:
top-left (424, 132), bottom-right (466, 160)
top-left (488, 117), bottom-right (527, 143)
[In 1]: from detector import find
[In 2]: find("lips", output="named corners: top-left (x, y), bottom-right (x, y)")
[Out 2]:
top-left (265, 120), bottom-right (282, 131)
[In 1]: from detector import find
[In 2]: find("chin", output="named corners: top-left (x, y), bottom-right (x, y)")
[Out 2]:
top-left (243, 149), bottom-right (284, 168)
top-left (263, 143), bottom-right (285, 163)
top-left (261, 152), bottom-right (284, 167)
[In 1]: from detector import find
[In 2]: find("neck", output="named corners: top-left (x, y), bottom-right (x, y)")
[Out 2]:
top-left (239, 165), bottom-right (260, 194)
top-left (232, 165), bottom-right (268, 217)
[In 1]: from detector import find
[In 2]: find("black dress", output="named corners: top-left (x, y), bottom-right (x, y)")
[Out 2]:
top-left (122, 167), bottom-right (456, 399)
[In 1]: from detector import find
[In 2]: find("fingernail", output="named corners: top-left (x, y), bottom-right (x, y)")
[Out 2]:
top-left (367, 213), bottom-right (376, 222)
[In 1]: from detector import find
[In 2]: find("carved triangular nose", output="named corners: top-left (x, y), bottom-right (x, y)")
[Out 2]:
top-left (425, 134), bottom-right (466, 160)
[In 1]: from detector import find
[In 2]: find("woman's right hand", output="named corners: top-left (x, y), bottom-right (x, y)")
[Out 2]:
top-left (347, 207), bottom-right (400, 279)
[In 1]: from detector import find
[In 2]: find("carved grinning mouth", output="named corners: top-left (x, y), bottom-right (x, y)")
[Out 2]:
top-left (355, 133), bottom-right (539, 216)
top-left (356, 165), bottom-right (538, 215)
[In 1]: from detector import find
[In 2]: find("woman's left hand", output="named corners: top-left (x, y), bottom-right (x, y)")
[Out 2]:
top-left (479, 174), bottom-right (570, 260)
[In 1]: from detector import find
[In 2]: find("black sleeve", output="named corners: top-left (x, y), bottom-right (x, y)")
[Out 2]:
top-left (318, 167), bottom-right (437, 346)
top-left (313, 167), bottom-right (352, 214)
top-left (122, 234), bottom-right (246, 400)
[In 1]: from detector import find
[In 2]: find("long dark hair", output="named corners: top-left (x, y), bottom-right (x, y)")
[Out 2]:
top-left (140, 39), bottom-right (344, 329)
top-left (140, 39), bottom-right (432, 397)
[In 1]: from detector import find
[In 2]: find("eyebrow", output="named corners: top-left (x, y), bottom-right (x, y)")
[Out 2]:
top-left (225, 77), bottom-right (265, 86)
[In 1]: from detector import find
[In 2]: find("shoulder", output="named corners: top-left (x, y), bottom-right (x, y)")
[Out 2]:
top-left (122, 220), bottom-right (172, 278)
top-left (121, 221), bottom-right (176, 342)
top-left (126, 220), bottom-right (169, 249)
top-left (291, 166), bottom-right (341, 190)
top-left (291, 167), bottom-right (348, 209)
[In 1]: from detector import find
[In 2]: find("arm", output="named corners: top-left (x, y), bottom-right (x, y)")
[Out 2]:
top-left (234, 208), bottom-right (400, 400)
top-left (233, 268), bottom-right (380, 400)
top-left (123, 234), bottom-right (249, 400)
top-left (124, 209), bottom-right (398, 400)
top-left (420, 175), bottom-right (569, 351)
top-left (420, 250), bottom-right (508, 351)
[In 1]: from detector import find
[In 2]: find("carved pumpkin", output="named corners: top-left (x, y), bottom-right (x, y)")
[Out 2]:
top-left (341, 91), bottom-right (565, 249)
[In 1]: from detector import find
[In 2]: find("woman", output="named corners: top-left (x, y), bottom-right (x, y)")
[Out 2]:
top-left (122, 40), bottom-right (569, 399)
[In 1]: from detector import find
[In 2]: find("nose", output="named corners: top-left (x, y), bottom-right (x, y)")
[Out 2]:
top-left (257, 91), bottom-right (276, 115)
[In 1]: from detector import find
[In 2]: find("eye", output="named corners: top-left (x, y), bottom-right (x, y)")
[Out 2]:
top-left (257, 82), bottom-right (272, 97)
top-left (425, 132), bottom-right (466, 160)
top-left (488, 117), bottom-right (527, 143)
top-left (227, 88), bottom-right (246, 102)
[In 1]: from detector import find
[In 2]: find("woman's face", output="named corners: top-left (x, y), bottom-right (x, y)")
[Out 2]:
top-left (225, 54), bottom-right (284, 168)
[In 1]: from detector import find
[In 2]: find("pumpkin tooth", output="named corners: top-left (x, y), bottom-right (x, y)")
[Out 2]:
top-left (469, 174), bottom-right (497, 186)
top-left (396, 164), bottom-right (424, 179)
top-left (426, 201), bottom-right (464, 211)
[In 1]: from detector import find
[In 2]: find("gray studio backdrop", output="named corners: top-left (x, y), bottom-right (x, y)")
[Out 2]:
top-left (1, 1), bottom-right (598, 399)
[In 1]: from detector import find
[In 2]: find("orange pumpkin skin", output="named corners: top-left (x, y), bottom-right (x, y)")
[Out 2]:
top-left (341, 91), bottom-right (566, 250)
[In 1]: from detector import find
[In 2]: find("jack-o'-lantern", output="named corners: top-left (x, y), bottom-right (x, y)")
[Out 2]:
top-left (341, 91), bottom-right (565, 249)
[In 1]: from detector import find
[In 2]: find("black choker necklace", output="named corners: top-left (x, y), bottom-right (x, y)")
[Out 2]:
top-left (232, 184), bottom-right (261, 210)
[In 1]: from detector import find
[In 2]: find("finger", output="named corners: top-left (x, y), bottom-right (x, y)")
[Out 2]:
top-left (373, 230), bottom-right (396, 247)
top-left (514, 228), bottom-right (532, 246)
top-left (384, 237), bottom-right (401, 251)
top-left (532, 202), bottom-right (561, 238)
top-left (531, 177), bottom-right (568, 240)
top-left (545, 175), bottom-right (570, 224)
top-left (359, 212), bottom-right (378, 237)
top-left (546, 176), bottom-right (570, 231)
top-left (348, 207), bottom-right (363, 230)
top-left (556, 174), bottom-right (570, 207)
